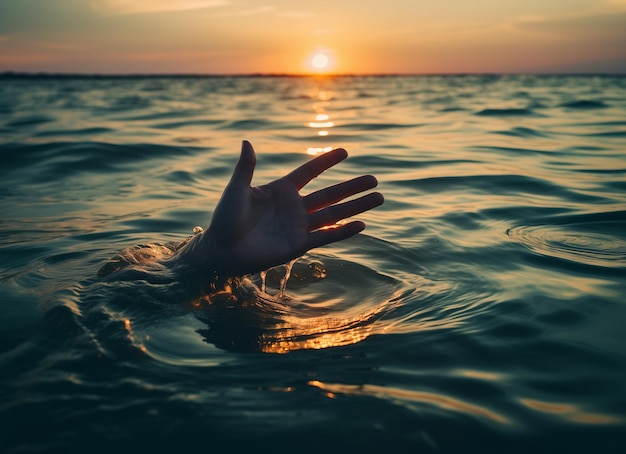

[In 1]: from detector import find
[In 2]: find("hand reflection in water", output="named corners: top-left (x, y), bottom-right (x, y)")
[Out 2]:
top-left (170, 140), bottom-right (384, 280)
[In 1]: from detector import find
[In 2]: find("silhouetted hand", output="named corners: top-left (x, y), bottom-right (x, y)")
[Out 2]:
top-left (175, 140), bottom-right (383, 277)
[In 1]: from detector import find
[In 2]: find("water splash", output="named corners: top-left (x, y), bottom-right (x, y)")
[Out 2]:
top-left (259, 270), bottom-right (267, 294)
top-left (277, 259), bottom-right (297, 300)
top-left (259, 257), bottom-right (328, 301)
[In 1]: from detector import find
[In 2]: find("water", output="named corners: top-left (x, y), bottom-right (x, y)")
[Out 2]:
top-left (1, 74), bottom-right (625, 453)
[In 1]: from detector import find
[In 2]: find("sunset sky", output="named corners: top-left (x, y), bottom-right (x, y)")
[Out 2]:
top-left (1, 0), bottom-right (625, 74)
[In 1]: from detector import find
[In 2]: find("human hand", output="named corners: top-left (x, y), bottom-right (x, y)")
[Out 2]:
top-left (179, 140), bottom-right (383, 277)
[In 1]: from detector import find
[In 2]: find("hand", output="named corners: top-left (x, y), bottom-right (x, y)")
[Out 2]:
top-left (178, 140), bottom-right (384, 276)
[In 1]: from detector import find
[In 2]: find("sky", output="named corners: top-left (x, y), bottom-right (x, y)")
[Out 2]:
top-left (0, 0), bottom-right (625, 74)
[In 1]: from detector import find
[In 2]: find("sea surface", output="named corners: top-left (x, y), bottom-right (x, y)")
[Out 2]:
top-left (1, 74), bottom-right (625, 453)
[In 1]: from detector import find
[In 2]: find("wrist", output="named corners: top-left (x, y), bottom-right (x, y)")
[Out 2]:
top-left (168, 229), bottom-right (237, 292)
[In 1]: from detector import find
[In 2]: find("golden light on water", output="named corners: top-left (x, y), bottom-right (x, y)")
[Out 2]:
top-left (519, 398), bottom-right (624, 424)
top-left (306, 87), bottom-right (336, 154)
top-left (306, 111), bottom-right (335, 152)
top-left (306, 146), bottom-right (334, 155)
top-left (256, 296), bottom-right (399, 354)
top-left (307, 121), bottom-right (334, 128)
top-left (308, 381), bottom-right (510, 424)
top-left (307, 115), bottom-right (334, 131)
top-left (123, 317), bottom-right (147, 353)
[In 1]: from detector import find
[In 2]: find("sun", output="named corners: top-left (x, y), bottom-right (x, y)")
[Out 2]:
top-left (312, 53), bottom-right (329, 70)
top-left (306, 49), bottom-right (335, 73)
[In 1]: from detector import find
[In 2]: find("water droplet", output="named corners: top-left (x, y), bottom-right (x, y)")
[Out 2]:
top-left (259, 270), bottom-right (267, 294)
top-left (277, 259), bottom-right (297, 300)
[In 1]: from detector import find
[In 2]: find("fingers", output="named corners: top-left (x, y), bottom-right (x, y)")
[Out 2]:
top-left (306, 221), bottom-right (366, 250)
top-left (304, 175), bottom-right (379, 212)
top-left (285, 148), bottom-right (348, 190)
top-left (229, 140), bottom-right (256, 188)
top-left (308, 192), bottom-right (384, 231)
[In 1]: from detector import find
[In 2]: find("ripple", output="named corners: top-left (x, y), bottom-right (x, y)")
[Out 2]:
top-left (393, 174), bottom-right (571, 197)
top-left (155, 119), bottom-right (225, 129)
top-left (6, 115), bottom-right (53, 127)
top-left (338, 122), bottom-right (422, 131)
top-left (560, 100), bottom-right (607, 109)
top-left (475, 108), bottom-right (541, 117)
top-left (218, 118), bottom-right (277, 130)
top-left (507, 224), bottom-right (626, 268)
top-left (494, 127), bottom-right (550, 138)
top-left (192, 254), bottom-right (404, 353)
top-left (90, 250), bottom-right (408, 360)
top-left (34, 127), bottom-right (113, 137)
top-left (587, 130), bottom-right (626, 138)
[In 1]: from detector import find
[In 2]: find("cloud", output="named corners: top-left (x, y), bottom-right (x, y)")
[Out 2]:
top-left (512, 11), bottom-right (626, 39)
top-left (274, 11), bottom-right (315, 19)
top-left (92, 0), bottom-right (229, 15)
top-left (211, 5), bottom-right (275, 17)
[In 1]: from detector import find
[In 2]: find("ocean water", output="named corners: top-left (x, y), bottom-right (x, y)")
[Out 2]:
top-left (1, 74), bottom-right (625, 453)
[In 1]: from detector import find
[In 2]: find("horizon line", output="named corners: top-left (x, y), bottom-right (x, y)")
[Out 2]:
top-left (2, 70), bottom-right (625, 78)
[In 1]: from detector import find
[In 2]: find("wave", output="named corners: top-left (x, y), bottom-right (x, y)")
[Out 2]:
top-left (154, 119), bottom-right (226, 129)
top-left (218, 118), bottom-right (281, 130)
top-left (560, 100), bottom-right (608, 109)
top-left (586, 130), bottom-right (626, 138)
top-left (390, 174), bottom-right (584, 198)
top-left (493, 127), bottom-right (550, 138)
top-left (7, 115), bottom-right (54, 127)
top-left (34, 127), bottom-right (114, 137)
top-left (0, 141), bottom-right (198, 181)
top-left (475, 108), bottom-right (541, 117)
top-left (338, 122), bottom-right (423, 131)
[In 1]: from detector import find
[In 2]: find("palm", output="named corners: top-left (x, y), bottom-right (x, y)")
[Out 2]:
top-left (225, 178), bottom-right (309, 272)
top-left (189, 141), bottom-right (383, 276)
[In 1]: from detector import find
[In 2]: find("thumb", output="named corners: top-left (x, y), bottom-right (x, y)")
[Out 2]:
top-left (229, 140), bottom-right (256, 188)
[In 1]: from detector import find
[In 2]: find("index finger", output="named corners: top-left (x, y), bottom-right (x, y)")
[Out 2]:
top-left (285, 148), bottom-right (348, 190)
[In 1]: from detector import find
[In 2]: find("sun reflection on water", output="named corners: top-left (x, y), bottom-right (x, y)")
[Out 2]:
top-left (519, 398), bottom-right (624, 425)
top-left (306, 86), bottom-right (336, 155)
top-left (308, 380), bottom-right (510, 424)
top-left (306, 146), bottom-right (334, 156)
top-left (257, 303), bottom-right (387, 354)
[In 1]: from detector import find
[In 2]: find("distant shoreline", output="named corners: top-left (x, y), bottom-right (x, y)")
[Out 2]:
top-left (1, 71), bottom-right (625, 79)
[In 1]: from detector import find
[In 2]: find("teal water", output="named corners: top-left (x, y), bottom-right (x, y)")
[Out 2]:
top-left (1, 75), bottom-right (625, 453)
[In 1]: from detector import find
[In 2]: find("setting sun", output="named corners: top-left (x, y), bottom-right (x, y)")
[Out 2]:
top-left (307, 49), bottom-right (335, 73)
top-left (312, 53), bottom-right (329, 70)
